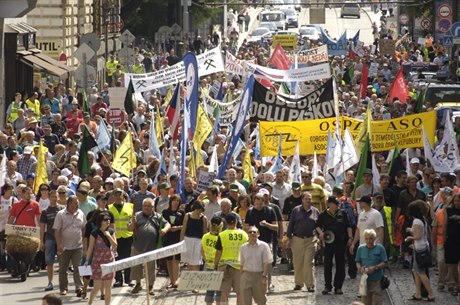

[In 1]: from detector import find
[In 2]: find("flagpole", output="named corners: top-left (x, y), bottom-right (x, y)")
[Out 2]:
top-left (86, 125), bottom-right (115, 174)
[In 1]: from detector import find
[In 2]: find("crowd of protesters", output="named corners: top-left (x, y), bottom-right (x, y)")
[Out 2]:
top-left (3, 3), bottom-right (460, 305)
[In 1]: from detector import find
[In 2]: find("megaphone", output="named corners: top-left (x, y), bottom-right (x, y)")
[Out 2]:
top-left (323, 230), bottom-right (335, 244)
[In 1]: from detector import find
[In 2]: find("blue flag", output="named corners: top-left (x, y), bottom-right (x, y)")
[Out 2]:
top-left (217, 75), bottom-right (255, 178)
top-left (352, 30), bottom-right (360, 46)
top-left (268, 134), bottom-right (283, 174)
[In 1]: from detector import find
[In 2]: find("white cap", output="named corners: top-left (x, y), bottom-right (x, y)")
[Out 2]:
top-left (258, 188), bottom-right (270, 196)
top-left (23, 146), bottom-right (33, 154)
top-left (61, 168), bottom-right (72, 176)
top-left (410, 157), bottom-right (420, 164)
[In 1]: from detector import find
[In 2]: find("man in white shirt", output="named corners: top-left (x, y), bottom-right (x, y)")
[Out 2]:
top-left (350, 196), bottom-right (384, 252)
top-left (272, 170), bottom-right (291, 211)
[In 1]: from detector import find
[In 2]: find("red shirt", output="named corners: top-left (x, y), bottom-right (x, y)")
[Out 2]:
top-left (9, 200), bottom-right (41, 227)
top-left (66, 117), bottom-right (83, 139)
top-left (91, 102), bottom-right (108, 117)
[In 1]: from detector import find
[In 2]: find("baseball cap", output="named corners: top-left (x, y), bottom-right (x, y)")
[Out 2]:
top-left (410, 157), bottom-right (420, 164)
top-left (229, 183), bottom-right (239, 192)
top-left (327, 196), bottom-right (340, 205)
top-left (113, 188), bottom-right (123, 194)
top-left (211, 216), bottom-right (223, 226)
top-left (258, 188), bottom-right (270, 196)
top-left (61, 168), bottom-right (72, 176)
top-left (357, 196), bottom-right (372, 204)
top-left (105, 177), bottom-right (114, 184)
top-left (158, 182), bottom-right (171, 190)
top-left (332, 185), bottom-right (343, 194)
top-left (291, 182), bottom-right (301, 190)
top-left (26, 173), bottom-right (35, 179)
top-left (23, 146), bottom-right (33, 154)
top-left (363, 168), bottom-right (373, 175)
top-left (225, 213), bottom-right (237, 224)
top-left (373, 192), bottom-right (384, 198)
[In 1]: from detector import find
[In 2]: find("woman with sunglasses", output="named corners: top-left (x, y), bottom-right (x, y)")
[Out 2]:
top-left (37, 183), bottom-right (51, 211)
top-left (85, 211), bottom-right (117, 305)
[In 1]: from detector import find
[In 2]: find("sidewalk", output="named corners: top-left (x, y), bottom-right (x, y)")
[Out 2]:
top-left (111, 260), bottom-right (459, 305)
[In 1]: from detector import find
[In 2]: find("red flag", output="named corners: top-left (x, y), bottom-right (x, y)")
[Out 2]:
top-left (256, 78), bottom-right (277, 92)
top-left (360, 63), bottom-right (368, 99)
top-left (268, 43), bottom-right (291, 70)
top-left (387, 68), bottom-right (409, 103)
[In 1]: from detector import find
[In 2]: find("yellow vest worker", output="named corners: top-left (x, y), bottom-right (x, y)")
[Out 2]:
top-left (25, 95), bottom-right (41, 117)
top-left (108, 199), bottom-right (134, 239)
top-left (214, 215), bottom-right (248, 270)
top-left (132, 63), bottom-right (144, 74)
top-left (106, 57), bottom-right (119, 77)
top-left (202, 216), bottom-right (223, 270)
top-left (7, 101), bottom-right (22, 123)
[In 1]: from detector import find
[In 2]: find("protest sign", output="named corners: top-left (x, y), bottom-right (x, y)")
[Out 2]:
top-left (259, 111), bottom-right (437, 156)
top-left (244, 62), bottom-right (331, 83)
top-left (178, 271), bottom-right (224, 291)
top-left (108, 87), bottom-right (128, 109)
top-left (5, 224), bottom-right (40, 238)
top-left (196, 171), bottom-right (217, 193)
top-left (225, 52), bottom-right (257, 75)
top-left (251, 78), bottom-right (334, 121)
top-left (272, 34), bottom-right (298, 50)
top-left (286, 45), bottom-right (328, 64)
top-left (202, 93), bottom-right (240, 126)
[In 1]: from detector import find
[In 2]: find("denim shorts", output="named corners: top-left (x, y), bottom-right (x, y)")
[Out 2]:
top-left (44, 239), bottom-right (57, 265)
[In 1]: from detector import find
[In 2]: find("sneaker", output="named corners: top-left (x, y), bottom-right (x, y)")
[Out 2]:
top-left (44, 283), bottom-right (54, 291)
top-left (60, 290), bottom-right (67, 296)
top-left (76, 288), bottom-right (82, 297)
top-left (131, 283), bottom-right (142, 294)
top-left (268, 284), bottom-right (275, 293)
top-left (334, 288), bottom-right (343, 295)
top-left (322, 288), bottom-right (331, 295)
top-left (293, 285), bottom-right (302, 291)
top-left (113, 281), bottom-right (123, 288)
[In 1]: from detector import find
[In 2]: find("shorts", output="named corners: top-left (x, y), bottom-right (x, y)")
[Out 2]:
top-left (219, 265), bottom-right (241, 294)
top-left (44, 239), bottom-right (57, 265)
top-left (182, 236), bottom-right (202, 265)
top-left (165, 254), bottom-right (181, 261)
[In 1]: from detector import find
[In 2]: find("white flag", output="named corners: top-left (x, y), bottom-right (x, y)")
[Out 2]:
top-left (312, 151), bottom-right (319, 179)
top-left (423, 127), bottom-right (451, 173)
top-left (209, 145), bottom-right (219, 174)
top-left (168, 145), bottom-right (178, 179)
top-left (0, 153), bottom-right (6, 187)
top-left (372, 154), bottom-right (381, 187)
top-left (149, 110), bottom-right (162, 160)
top-left (336, 128), bottom-right (359, 177)
top-left (435, 113), bottom-right (460, 169)
top-left (405, 149), bottom-right (411, 176)
top-left (290, 140), bottom-right (301, 183)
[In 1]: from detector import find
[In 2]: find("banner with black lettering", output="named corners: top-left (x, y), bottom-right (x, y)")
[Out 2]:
top-left (250, 78), bottom-right (335, 121)
top-left (202, 93), bottom-right (240, 127)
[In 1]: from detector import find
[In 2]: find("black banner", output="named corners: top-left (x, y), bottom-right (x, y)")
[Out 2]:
top-left (250, 78), bottom-right (335, 121)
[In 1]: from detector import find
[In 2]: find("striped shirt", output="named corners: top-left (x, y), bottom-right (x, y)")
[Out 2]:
top-left (301, 183), bottom-right (326, 211)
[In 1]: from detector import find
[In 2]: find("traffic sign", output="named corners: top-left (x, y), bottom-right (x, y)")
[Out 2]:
top-left (75, 65), bottom-right (96, 88)
top-left (116, 20), bottom-right (124, 31)
top-left (438, 4), bottom-right (452, 18)
top-left (171, 23), bottom-right (182, 35)
top-left (399, 14), bottom-right (409, 25)
top-left (420, 18), bottom-right (431, 30)
top-left (73, 43), bottom-right (95, 64)
top-left (120, 30), bottom-right (135, 46)
top-left (106, 108), bottom-right (126, 127)
top-left (438, 18), bottom-right (451, 33)
top-left (450, 22), bottom-right (460, 37)
top-left (118, 47), bottom-right (135, 67)
top-left (444, 35), bottom-right (454, 47)
top-left (80, 33), bottom-right (100, 53)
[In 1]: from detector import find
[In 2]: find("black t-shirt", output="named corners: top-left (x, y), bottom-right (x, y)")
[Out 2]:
top-left (40, 205), bottom-right (65, 240)
top-left (244, 206), bottom-right (277, 243)
top-left (162, 209), bottom-right (185, 245)
top-left (283, 195), bottom-right (302, 219)
top-left (317, 209), bottom-right (351, 242)
top-left (382, 187), bottom-right (397, 208)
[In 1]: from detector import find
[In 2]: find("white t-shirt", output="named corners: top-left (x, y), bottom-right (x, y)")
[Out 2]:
top-left (357, 208), bottom-right (384, 244)
top-left (412, 218), bottom-right (429, 251)
top-left (0, 196), bottom-right (16, 232)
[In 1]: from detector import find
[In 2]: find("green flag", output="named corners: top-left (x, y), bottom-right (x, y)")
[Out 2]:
top-left (414, 90), bottom-right (424, 113)
top-left (77, 126), bottom-right (98, 177)
top-left (352, 134), bottom-right (371, 199)
top-left (342, 63), bottom-right (355, 86)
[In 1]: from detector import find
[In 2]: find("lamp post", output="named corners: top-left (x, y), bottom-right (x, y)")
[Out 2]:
top-left (183, 0), bottom-right (189, 42)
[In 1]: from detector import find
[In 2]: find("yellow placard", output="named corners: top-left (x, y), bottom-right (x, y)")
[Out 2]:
top-left (260, 111), bottom-right (437, 156)
top-left (272, 34), bottom-right (297, 50)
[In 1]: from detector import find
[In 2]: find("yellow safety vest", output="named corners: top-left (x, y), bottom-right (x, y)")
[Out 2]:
top-left (218, 229), bottom-right (248, 270)
top-left (108, 202), bottom-right (134, 239)
top-left (25, 99), bottom-right (41, 117)
top-left (8, 102), bottom-right (22, 123)
top-left (132, 64), bottom-right (144, 74)
top-left (106, 60), bottom-right (119, 76)
top-left (202, 232), bottom-right (219, 270)
top-left (382, 206), bottom-right (393, 244)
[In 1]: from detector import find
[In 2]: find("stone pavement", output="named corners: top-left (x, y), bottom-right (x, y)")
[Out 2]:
top-left (111, 259), bottom-right (460, 305)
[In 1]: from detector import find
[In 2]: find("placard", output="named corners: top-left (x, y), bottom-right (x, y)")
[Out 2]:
top-left (108, 87), bottom-right (128, 109)
top-left (5, 224), bottom-right (40, 238)
top-left (196, 171), bottom-right (217, 193)
top-left (379, 39), bottom-right (396, 56)
top-left (78, 265), bottom-right (93, 276)
top-left (178, 271), bottom-right (224, 291)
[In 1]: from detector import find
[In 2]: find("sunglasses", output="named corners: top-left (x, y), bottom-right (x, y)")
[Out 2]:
top-left (58, 192), bottom-right (66, 194)
top-left (103, 218), bottom-right (111, 221)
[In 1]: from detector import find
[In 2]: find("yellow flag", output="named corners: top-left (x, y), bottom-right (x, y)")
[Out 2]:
top-left (354, 106), bottom-right (372, 155)
top-left (155, 109), bottom-right (164, 147)
top-left (243, 147), bottom-right (253, 183)
top-left (112, 132), bottom-right (137, 177)
top-left (189, 149), bottom-right (196, 179)
top-left (193, 104), bottom-right (213, 168)
top-left (33, 140), bottom-right (48, 195)
top-left (163, 86), bottom-right (173, 107)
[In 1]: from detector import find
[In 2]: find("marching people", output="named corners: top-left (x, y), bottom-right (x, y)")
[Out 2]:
top-left (316, 196), bottom-right (353, 295)
top-left (85, 211), bottom-right (117, 305)
top-left (240, 226), bottom-right (272, 305)
top-left (286, 192), bottom-right (319, 292)
top-left (128, 198), bottom-right (170, 295)
top-left (355, 229), bottom-right (388, 305)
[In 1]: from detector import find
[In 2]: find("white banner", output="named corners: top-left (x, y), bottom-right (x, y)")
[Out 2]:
top-left (225, 52), bottom-right (257, 75)
top-left (101, 241), bottom-right (186, 276)
top-left (126, 47), bottom-right (225, 92)
top-left (286, 45), bottom-right (328, 64)
top-left (244, 62), bottom-right (331, 83)
top-left (203, 93), bottom-right (240, 126)
top-left (5, 224), bottom-right (40, 238)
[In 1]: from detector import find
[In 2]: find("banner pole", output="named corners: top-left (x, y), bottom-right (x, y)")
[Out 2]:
top-left (144, 262), bottom-right (151, 305)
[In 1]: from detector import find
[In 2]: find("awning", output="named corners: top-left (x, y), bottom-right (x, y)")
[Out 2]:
top-left (33, 52), bottom-right (73, 73)
top-left (20, 54), bottom-right (68, 78)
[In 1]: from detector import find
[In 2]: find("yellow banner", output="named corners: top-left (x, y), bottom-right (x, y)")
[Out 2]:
top-left (260, 111), bottom-right (436, 156)
top-left (272, 34), bottom-right (297, 50)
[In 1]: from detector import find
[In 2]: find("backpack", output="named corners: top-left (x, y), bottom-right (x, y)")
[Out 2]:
top-left (341, 200), bottom-right (357, 228)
